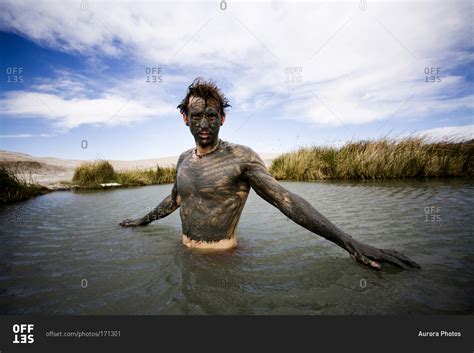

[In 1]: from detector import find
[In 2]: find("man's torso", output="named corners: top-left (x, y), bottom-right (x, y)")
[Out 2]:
top-left (176, 140), bottom-right (253, 247)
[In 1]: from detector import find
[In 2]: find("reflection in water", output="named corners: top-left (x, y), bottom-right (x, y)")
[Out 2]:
top-left (0, 179), bottom-right (473, 314)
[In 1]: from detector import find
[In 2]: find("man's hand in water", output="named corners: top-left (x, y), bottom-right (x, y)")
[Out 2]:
top-left (348, 240), bottom-right (421, 270)
top-left (243, 153), bottom-right (420, 271)
top-left (119, 217), bottom-right (149, 227)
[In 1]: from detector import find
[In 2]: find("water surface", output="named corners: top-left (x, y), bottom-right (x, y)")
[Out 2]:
top-left (1, 179), bottom-right (473, 314)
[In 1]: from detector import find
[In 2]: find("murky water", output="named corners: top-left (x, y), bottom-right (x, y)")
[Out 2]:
top-left (1, 179), bottom-right (473, 314)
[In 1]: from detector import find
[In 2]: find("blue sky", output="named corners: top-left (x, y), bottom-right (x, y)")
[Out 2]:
top-left (0, 0), bottom-right (472, 160)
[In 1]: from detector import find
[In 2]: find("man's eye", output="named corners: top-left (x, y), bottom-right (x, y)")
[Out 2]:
top-left (191, 113), bottom-right (218, 121)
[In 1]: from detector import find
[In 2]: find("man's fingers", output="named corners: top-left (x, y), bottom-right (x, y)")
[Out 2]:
top-left (351, 246), bottom-right (420, 270)
top-left (397, 253), bottom-right (421, 269)
top-left (351, 253), bottom-right (381, 270)
top-left (119, 219), bottom-right (134, 227)
top-left (383, 254), bottom-right (409, 269)
top-left (382, 249), bottom-right (421, 269)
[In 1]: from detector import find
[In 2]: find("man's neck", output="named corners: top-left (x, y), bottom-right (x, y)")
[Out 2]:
top-left (195, 139), bottom-right (221, 156)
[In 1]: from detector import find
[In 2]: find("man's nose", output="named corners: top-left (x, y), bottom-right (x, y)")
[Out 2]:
top-left (199, 117), bottom-right (209, 128)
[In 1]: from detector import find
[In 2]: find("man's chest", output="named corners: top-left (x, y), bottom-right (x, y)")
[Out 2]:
top-left (177, 154), bottom-right (245, 196)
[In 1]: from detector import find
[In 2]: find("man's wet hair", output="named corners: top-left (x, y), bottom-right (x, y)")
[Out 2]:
top-left (177, 77), bottom-right (231, 116)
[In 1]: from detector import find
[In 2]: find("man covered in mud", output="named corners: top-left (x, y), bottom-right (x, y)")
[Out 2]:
top-left (120, 78), bottom-right (420, 270)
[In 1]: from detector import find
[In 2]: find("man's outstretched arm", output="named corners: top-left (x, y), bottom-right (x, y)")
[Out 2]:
top-left (243, 152), bottom-right (420, 270)
top-left (119, 181), bottom-right (181, 227)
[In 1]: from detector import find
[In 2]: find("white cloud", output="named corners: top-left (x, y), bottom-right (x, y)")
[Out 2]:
top-left (0, 88), bottom-right (176, 129)
top-left (0, 66), bottom-right (180, 129)
top-left (0, 133), bottom-right (54, 138)
top-left (0, 0), bottom-right (472, 129)
top-left (404, 124), bottom-right (474, 142)
top-left (0, 134), bottom-right (34, 138)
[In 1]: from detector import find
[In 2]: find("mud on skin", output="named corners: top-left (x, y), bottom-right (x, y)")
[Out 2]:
top-left (120, 139), bottom-right (420, 270)
top-left (120, 81), bottom-right (420, 271)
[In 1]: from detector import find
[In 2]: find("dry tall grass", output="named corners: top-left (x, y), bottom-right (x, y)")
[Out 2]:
top-left (72, 160), bottom-right (176, 188)
top-left (0, 165), bottom-right (50, 203)
top-left (115, 165), bottom-right (176, 186)
top-left (72, 160), bottom-right (116, 187)
top-left (269, 138), bottom-right (473, 180)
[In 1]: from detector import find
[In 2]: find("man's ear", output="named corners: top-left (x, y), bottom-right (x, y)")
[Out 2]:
top-left (220, 114), bottom-right (226, 126)
top-left (182, 114), bottom-right (189, 126)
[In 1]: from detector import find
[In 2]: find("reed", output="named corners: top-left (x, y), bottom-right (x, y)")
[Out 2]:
top-left (0, 165), bottom-right (50, 204)
top-left (72, 160), bottom-right (116, 187)
top-left (269, 138), bottom-right (473, 180)
top-left (72, 160), bottom-right (176, 187)
top-left (115, 165), bottom-right (176, 186)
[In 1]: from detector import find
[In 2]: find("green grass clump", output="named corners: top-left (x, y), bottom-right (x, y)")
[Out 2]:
top-left (72, 160), bottom-right (116, 187)
top-left (115, 165), bottom-right (176, 186)
top-left (72, 160), bottom-right (176, 188)
top-left (0, 165), bottom-right (50, 204)
top-left (269, 138), bottom-right (473, 180)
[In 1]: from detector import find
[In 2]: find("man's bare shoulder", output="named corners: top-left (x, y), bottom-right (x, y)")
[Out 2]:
top-left (221, 140), bottom-right (256, 157)
top-left (222, 141), bottom-right (266, 166)
top-left (177, 147), bottom-right (194, 167)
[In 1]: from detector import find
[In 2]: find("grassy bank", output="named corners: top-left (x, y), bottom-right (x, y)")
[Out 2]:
top-left (0, 165), bottom-right (51, 204)
top-left (269, 138), bottom-right (473, 180)
top-left (72, 160), bottom-right (176, 188)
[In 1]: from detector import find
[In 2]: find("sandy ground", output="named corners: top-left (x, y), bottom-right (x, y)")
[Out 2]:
top-left (0, 150), bottom-right (279, 189)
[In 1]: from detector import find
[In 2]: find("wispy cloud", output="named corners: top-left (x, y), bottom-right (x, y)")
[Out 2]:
top-left (0, 89), bottom-right (176, 129)
top-left (403, 124), bottom-right (474, 142)
top-left (0, 134), bottom-right (34, 138)
top-left (0, 133), bottom-right (54, 138)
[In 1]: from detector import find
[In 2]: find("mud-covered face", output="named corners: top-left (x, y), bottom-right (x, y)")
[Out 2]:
top-left (186, 96), bottom-right (224, 148)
